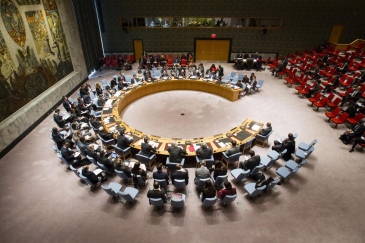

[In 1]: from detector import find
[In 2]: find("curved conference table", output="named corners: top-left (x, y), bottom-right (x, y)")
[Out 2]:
top-left (101, 79), bottom-right (263, 157)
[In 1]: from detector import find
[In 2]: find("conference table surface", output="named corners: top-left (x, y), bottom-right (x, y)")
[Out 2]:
top-left (101, 78), bottom-right (263, 156)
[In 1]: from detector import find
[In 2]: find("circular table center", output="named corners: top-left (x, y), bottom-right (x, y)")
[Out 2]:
top-left (120, 90), bottom-right (243, 139)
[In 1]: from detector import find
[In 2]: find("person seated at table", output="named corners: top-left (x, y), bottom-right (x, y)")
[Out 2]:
top-left (212, 161), bottom-right (227, 180)
top-left (173, 55), bottom-right (180, 64)
top-left (79, 83), bottom-right (91, 98)
top-left (113, 158), bottom-right (132, 176)
top-left (98, 127), bottom-right (115, 142)
top-left (179, 69), bottom-right (187, 79)
top-left (117, 129), bottom-right (133, 149)
top-left (217, 181), bottom-right (236, 200)
top-left (53, 109), bottom-right (71, 129)
top-left (161, 70), bottom-right (170, 79)
top-left (239, 150), bottom-right (260, 171)
top-left (171, 164), bottom-right (189, 185)
top-left (153, 163), bottom-right (169, 185)
top-left (145, 71), bottom-right (156, 82)
top-left (242, 74), bottom-right (250, 84)
top-left (243, 52), bottom-right (249, 59)
top-left (200, 180), bottom-right (217, 202)
top-left (272, 133), bottom-right (296, 161)
top-left (188, 65), bottom-right (196, 77)
top-left (96, 94), bottom-right (105, 107)
top-left (147, 181), bottom-right (167, 203)
top-left (210, 64), bottom-right (217, 73)
top-left (130, 74), bottom-right (139, 85)
top-left (137, 69), bottom-right (144, 81)
top-left (194, 160), bottom-right (211, 184)
top-left (86, 144), bottom-right (98, 160)
top-left (197, 63), bottom-right (204, 78)
top-left (225, 140), bottom-right (240, 156)
top-left (196, 143), bottom-right (213, 160)
top-left (97, 149), bottom-right (115, 172)
top-left (205, 69), bottom-right (212, 79)
top-left (141, 136), bottom-right (157, 157)
top-left (168, 142), bottom-right (187, 163)
top-left (81, 165), bottom-right (106, 184)
top-left (259, 122), bottom-right (272, 136)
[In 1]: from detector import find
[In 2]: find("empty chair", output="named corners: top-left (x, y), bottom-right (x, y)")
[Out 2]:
top-left (331, 112), bottom-right (349, 128)
top-left (298, 139), bottom-right (317, 151)
top-left (173, 179), bottom-right (187, 190)
top-left (201, 196), bottom-right (217, 207)
top-left (230, 71), bottom-right (236, 78)
top-left (170, 194), bottom-right (186, 209)
top-left (255, 130), bottom-right (274, 147)
top-left (295, 147), bottom-right (314, 160)
top-left (325, 107), bottom-right (341, 121)
top-left (242, 137), bottom-right (255, 154)
top-left (244, 183), bottom-right (266, 199)
top-left (57, 153), bottom-right (74, 168)
top-left (276, 166), bottom-right (299, 182)
top-left (101, 182), bottom-right (123, 199)
top-left (266, 178), bottom-right (282, 192)
top-left (220, 194), bottom-right (237, 205)
top-left (136, 152), bottom-right (156, 170)
top-left (117, 187), bottom-right (139, 202)
top-left (285, 159), bottom-right (300, 171)
top-left (230, 168), bottom-right (250, 183)
top-left (113, 145), bottom-right (132, 160)
top-left (153, 70), bottom-right (161, 79)
top-left (231, 76), bottom-right (239, 85)
top-left (255, 79), bottom-right (264, 91)
top-left (211, 175), bottom-right (228, 189)
top-left (70, 165), bottom-right (82, 180)
top-left (221, 152), bottom-right (242, 168)
top-left (222, 74), bottom-right (231, 83)
top-left (238, 73), bottom-right (244, 80)
top-left (260, 156), bottom-right (275, 170)
top-left (346, 113), bottom-right (364, 125)
top-left (267, 149), bottom-right (287, 161)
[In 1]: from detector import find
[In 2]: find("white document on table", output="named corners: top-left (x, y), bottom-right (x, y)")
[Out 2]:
top-left (251, 124), bottom-right (261, 131)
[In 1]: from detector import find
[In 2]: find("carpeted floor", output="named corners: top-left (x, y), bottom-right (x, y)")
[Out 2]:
top-left (0, 61), bottom-right (364, 243)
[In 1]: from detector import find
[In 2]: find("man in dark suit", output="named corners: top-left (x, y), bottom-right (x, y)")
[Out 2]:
top-left (62, 96), bottom-right (72, 112)
top-left (167, 143), bottom-right (187, 163)
top-left (53, 109), bottom-right (71, 129)
top-left (89, 115), bottom-right (102, 129)
top-left (340, 86), bottom-right (362, 107)
top-left (225, 140), bottom-right (240, 156)
top-left (153, 163), bottom-right (169, 185)
top-left (81, 165), bottom-right (106, 185)
top-left (86, 144), bottom-right (98, 160)
top-left (61, 142), bottom-right (81, 165)
top-left (97, 150), bottom-right (114, 172)
top-left (259, 122), bottom-right (272, 136)
top-left (117, 130), bottom-right (133, 149)
top-left (196, 143), bottom-right (212, 160)
top-left (341, 120), bottom-right (365, 144)
top-left (147, 181), bottom-right (167, 203)
top-left (51, 127), bottom-right (73, 149)
top-left (239, 150), bottom-right (260, 171)
top-left (98, 127), bottom-right (115, 141)
top-left (171, 164), bottom-right (189, 185)
top-left (272, 133), bottom-right (296, 161)
top-left (141, 137), bottom-right (156, 157)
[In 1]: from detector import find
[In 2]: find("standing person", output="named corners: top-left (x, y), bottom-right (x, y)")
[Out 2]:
top-left (217, 65), bottom-right (224, 80)
top-left (97, 57), bottom-right (104, 71)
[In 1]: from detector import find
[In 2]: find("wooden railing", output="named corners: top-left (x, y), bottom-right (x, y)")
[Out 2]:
top-left (328, 39), bottom-right (365, 50)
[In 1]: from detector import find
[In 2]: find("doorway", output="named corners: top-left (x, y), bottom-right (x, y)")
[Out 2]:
top-left (329, 25), bottom-right (345, 44)
top-left (195, 39), bottom-right (232, 62)
top-left (133, 39), bottom-right (143, 63)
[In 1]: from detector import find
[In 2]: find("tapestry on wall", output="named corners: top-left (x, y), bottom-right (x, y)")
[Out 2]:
top-left (0, 0), bottom-right (73, 123)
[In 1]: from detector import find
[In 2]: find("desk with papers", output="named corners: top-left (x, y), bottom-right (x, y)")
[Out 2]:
top-left (101, 79), bottom-right (263, 156)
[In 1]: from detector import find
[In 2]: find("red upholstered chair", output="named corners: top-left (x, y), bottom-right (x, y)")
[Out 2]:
top-left (295, 83), bottom-right (306, 94)
top-left (129, 55), bottom-right (135, 63)
top-left (326, 97), bottom-right (342, 111)
top-left (167, 58), bottom-right (173, 68)
top-left (359, 58), bottom-right (365, 69)
top-left (341, 45), bottom-right (352, 54)
top-left (325, 107), bottom-right (341, 121)
top-left (263, 56), bottom-right (271, 65)
top-left (289, 57), bottom-right (299, 65)
top-left (354, 42), bottom-right (364, 52)
top-left (313, 97), bottom-right (328, 111)
top-left (321, 76), bottom-right (334, 86)
top-left (346, 113), bottom-right (364, 125)
top-left (308, 93), bottom-right (321, 106)
top-left (331, 112), bottom-right (349, 128)
top-left (339, 87), bottom-right (354, 98)
top-left (181, 59), bottom-right (187, 67)
top-left (105, 58), bottom-right (111, 69)
top-left (339, 77), bottom-right (354, 89)
top-left (326, 93), bottom-right (335, 103)
top-left (298, 85), bottom-right (311, 97)
top-left (111, 58), bottom-right (118, 69)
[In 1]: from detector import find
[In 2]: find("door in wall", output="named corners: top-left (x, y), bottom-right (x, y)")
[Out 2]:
top-left (329, 25), bottom-right (344, 44)
top-left (133, 39), bottom-right (143, 63)
top-left (195, 39), bottom-right (231, 62)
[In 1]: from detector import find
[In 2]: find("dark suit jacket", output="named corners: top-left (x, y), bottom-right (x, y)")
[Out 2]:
top-left (114, 164), bottom-right (131, 177)
top-left (243, 155), bottom-right (261, 171)
top-left (82, 170), bottom-right (99, 184)
top-left (226, 146), bottom-right (240, 156)
top-left (87, 149), bottom-right (97, 160)
top-left (281, 139), bottom-right (296, 160)
top-left (213, 168), bottom-right (227, 180)
top-left (171, 170), bottom-right (189, 185)
top-left (141, 142), bottom-right (156, 157)
top-left (99, 131), bottom-right (114, 141)
top-left (147, 189), bottom-right (167, 203)
top-left (259, 126), bottom-right (272, 136)
top-left (61, 147), bottom-right (75, 163)
top-left (352, 124), bottom-right (365, 137)
top-left (196, 147), bottom-right (213, 160)
top-left (52, 132), bottom-right (65, 149)
top-left (53, 114), bottom-right (65, 128)
top-left (97, 155), bottom-right (114, 171)
top-left (153, 171), bottom-right (169, 185)
top-left (168, 146), bottom-right (186, 163)
top-left (117, 135), bottom-right (133, 149)
top-left (63, 100), bottom-right (71, 112)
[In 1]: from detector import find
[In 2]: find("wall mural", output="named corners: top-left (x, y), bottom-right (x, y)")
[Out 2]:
top-left (0, 0), bottom-right (73, 123)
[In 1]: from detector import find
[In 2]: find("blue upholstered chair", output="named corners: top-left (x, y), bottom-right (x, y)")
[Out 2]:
top-left (244, 183), bottom-right (266, 199)
top-left (211, 175), bottom-right (228, 189)
top-left (117, 187), bottom-right (139, 202)
top-left (97, 134), bottom-right (116, 148)
top-left (136, 152), bottom-right (156, 170)
top-left (195, 155), bottom-right (214, 168)
top-left (170, 194), bottom-right (186, 209)
top-left (221, 152), bottom-right (242, 168)
top-left (276, 166), bottom-right (300, 182)
top-left (221, 194), bottom-right (237, 205)
top-left (230, 168), bottom-right (250, 184)
top-left (101, 182), bottom-right (123, 199)
top-left (255, 130), bottom-right (274, 147)
top-left (113, 145), bottom-right (132, 160)
top-left (166, 157), bottom-right (185, 172)
top-left (201, 196), bottom-right (217, 207)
